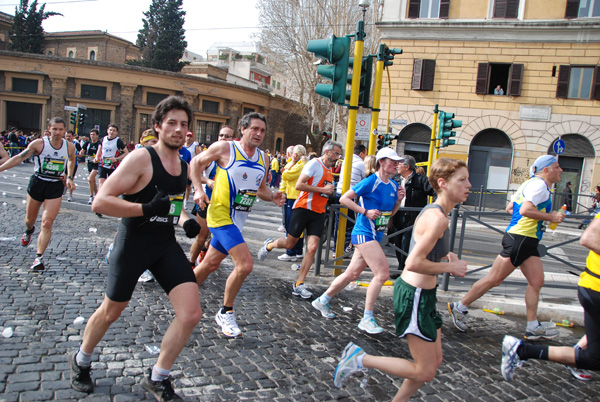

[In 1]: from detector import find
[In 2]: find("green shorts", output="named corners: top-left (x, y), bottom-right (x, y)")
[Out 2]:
top-left (393, 278), bottom-right (443, 342)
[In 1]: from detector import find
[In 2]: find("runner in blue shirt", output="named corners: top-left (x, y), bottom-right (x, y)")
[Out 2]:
top-left (312, 147), bottom-right (405, 334)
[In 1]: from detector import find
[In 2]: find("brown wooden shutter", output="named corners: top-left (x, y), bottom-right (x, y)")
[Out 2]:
top-left (439, 0), bottom-right (450, 18)
top-left (422, 60), bottom-right (436, 90)
top-left (412, 60), bottom-right (423, 89)
top-left (565, 0), bottom-right (580, 18)
top-left (508, 64), bottom-right (523, 96)
top-left (556, 65), bottom-right (571, 99)
top-left (476, 63), bottom-right (489, 94)
top-left (493, 0), bottom-right (507, 18)
top-left (408, 0), bottom-right (420, 18)
top-left (592, 66), bottom-right (600, 101)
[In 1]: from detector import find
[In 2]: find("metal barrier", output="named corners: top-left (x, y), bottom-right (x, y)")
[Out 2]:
top-left (316, 205), bottom-right (592, 291)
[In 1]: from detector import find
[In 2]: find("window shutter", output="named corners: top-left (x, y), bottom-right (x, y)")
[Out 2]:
top-left (408, 0), bottom-right (420, 18)
top-left (565, 0), bottom-right (580, 18)
top-left (508, 64), bottom-right (523, 96)
top-left (592, 66), bottom-right (600, 101)
top-left (556, 65), bottom-right (571, 99)
top-left (493, 0), bottom-right (507, 18)
top-left (439, 0), bottom-right (450, 18)
top-left (476, 63), bottom-right (489, 94)
top-left (422, 60), bottom-right (436, 90)
top-left (412, 60), bottom-right (423, 90)
top-left (506, 0), bottom-right (520, 18)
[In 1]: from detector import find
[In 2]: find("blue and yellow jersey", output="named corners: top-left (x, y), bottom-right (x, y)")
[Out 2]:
top-left (207, 141), bottom-right (266, 230)
top-left (579, 212), bottom-right (600, 292)
top-left (506, 177), bottom-right (551, 240)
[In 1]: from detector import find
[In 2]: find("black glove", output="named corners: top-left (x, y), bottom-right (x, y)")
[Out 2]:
top-left (142, 190), bottom-right (171, 218)
top-left (183, 219), bottom-right (201, 238)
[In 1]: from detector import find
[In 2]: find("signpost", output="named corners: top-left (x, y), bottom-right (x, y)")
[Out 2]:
top-left (553, 138), bottom-right (565, 155)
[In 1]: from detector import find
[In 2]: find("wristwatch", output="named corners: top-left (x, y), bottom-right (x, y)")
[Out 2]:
top-left (67, 176), bottom-right (74, 180)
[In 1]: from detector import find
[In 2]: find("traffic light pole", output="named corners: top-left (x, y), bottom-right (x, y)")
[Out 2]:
top-left (426, 104), bottom-right (439, 173)
top-left (367, 45), bottom-right (386, 156)
top-left (334, 21), bottom-right (365, 272)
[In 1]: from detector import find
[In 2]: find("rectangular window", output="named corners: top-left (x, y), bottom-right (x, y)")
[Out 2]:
top-left (140, 114), bottom-right (150, 132)
top-left (475, 62), bottom-right (523, 96)
top-left (556, 65), bottom-right (600, 99)
top-left (493, 0), bottom-right (520, 19)
top-left (147, 92), bottom-right (168, 106)
top-left (412, 59), bottom-right (436, 91)
top-left (197, 120), bottom-right (220, 145)
top-left (12, 77), bottom-right (38, 93)
top-left (202, 100), bottom-right (220, 114)
top-left (408, 0), bottom-right (449, 19)
top-left (243, 107), bottom-right (255, 115)
top-left (579, 0), bottom-right (600, 17)
top-left (81, 84), bottom-right (107, 100)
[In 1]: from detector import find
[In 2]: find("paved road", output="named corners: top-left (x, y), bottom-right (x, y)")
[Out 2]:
top-left (0, 165), bottom-right (597, 401)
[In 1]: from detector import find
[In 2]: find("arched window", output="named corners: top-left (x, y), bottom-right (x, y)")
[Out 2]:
top-left (89, 50), bottom-right (96, 61)
top-left (48, 51), bottom-right (53, 56)
top-left (68, 51), bottom-right (74, 58)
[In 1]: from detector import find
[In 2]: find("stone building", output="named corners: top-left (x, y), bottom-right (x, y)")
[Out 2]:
top-left (0, 50), bottom-right (308, 153)
top-left (43, 31), bottom-right (141, 63)
top-left (378, 0), bottom-right (600, 209)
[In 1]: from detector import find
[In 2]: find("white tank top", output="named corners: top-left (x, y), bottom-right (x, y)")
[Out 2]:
top-left (34, 137), bottom-right (69, 182)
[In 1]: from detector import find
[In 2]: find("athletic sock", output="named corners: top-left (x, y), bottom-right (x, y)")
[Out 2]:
top-left (356, 352), bottom-right (365, 369)
top-left (319, 293), bottom-right (332, 304)
top-left (526, 320), bottom-right (540, 332)
top-left (221, 306), bottom-right (233, 314)
top-left (517, 343), bottom-right (549, 361)
top-left (76, 348), bottom-right (93, 367)
top-left (456, 301), bottom-right (468, 313)
top-left (363, 310), bottom-right (374, 320)
top-left (151, 365), bottom-right (170, 382)
top-left (295, 281), bottom-right (304, 288)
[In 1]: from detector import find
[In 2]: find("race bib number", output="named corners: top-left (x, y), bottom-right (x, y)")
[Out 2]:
top-left (102, 157), bottom-right (113, 168)
top-left (41, 157), bottom-right (65, 176)
top-left (320, 180), bottom-right (332, 198)
top-left (375, 211), bottom-right (392, 232)
top-left (149, 194), bottom-right (184, 225)
top-left (233, 189), bottom-right (257, 212)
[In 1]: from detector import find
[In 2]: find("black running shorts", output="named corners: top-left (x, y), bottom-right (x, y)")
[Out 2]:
top-left (500, 232), bottom-right (540, 267)
top-left (288, 207), bottom-right (326, 238)
top-left (27, 175), bottom-right (64, 202)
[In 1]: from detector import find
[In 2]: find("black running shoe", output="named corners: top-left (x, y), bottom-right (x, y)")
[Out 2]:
top-left (68, 351), bottom-right (93, 393)
top-left (30, 257), bottom-right (45, 271)
top-left (140, 369), bottom-right (182, 401)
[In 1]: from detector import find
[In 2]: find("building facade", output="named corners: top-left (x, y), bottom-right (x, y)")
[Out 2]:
top-left (0, 50), bottom-right (308, 153)
top-left (378, 0), bottom-right (600, 209)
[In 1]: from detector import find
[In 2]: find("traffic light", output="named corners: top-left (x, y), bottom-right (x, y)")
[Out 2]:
top-left (438, 111), bottom-right (462, 148)
top-left (322, 131), bottom-right (331, 140)
top-left (376, 134), bottom-right (393, 150)
top-left (379, 44), bottom-right (402, 67)
top-left (78, 113), bottom-right (85, 127)
top-left (346, 56), bottom-right (373, 108)
top-left (307, 35), bottom-right (351, 105)
top-left (70, 112), bottom-right (77, 125)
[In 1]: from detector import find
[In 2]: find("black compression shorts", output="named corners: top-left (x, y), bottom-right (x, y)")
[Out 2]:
top-left (499, 232), bottom-right (540, 267)
top-left (288, 207), bottom-right (326, 238)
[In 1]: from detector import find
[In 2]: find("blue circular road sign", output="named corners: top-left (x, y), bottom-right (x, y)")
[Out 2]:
top-left (553, 139), bottom-right (565, 155)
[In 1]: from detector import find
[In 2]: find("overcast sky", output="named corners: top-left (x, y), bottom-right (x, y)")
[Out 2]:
top-left (0, 0), bottom-right (260, 56)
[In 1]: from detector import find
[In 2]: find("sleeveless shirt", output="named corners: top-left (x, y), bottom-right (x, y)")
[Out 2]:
top-left (409, 203), bottom-right (450, 263)
top-left (34, 136), bottom-right (69, 182)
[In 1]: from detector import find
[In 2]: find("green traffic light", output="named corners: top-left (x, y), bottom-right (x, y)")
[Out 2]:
top-left (308, 35), bottom-right (350, 105)
top-left (438, 110), bottom-right (461, 148)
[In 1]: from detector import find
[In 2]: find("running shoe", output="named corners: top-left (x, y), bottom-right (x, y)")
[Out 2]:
top-left (296, 254), bottom-right (304, 259)
top-left (334, 342), bottom-right (366, 388)
top-left (88, 196), bottom-right (93, 205)
top-left (277, 253), bottom-right (297, 262)
top-left (30, 257), bottom-right (45, 271)
top-left (215, 310), bottom-right (241, 337)
top-left (95, 212), bottom-right (102, 218)
top-left (21, 226), bottom-right (35, 247)
top-left (68, 351), bottom-right (93, 393)
top-left (67, 195), bottom-right (73, 202)
top-left (140, 368), bottom-right (182, 401)
top-left (358, 317), bottom-right (384, 334)
top-left (277, 226), bottom-right (286, 233)
top-left (447, 302), bottom-right (468, 332)
top-left (196, 249), bottom-right (207, 265)
top-left (257, 238), bottom-right (273, 261)
top-left (138, 270), bottom-right (155, 283)
top-left (501, 335), bottom-right (523, 381)
top-left (525, 323), bottom-right (559, 340)
top-left (565, 365), bottom-right (592, 381)
top-left (292, 283), bottom-right (313, 299)
top-left (311, 298), bottom-right (335, 319)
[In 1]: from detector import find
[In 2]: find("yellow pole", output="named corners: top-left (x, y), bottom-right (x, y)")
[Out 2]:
top-left (368, 57), bottom-right (384, 156)
top-left (334, 37), bottom-right (364, 275)
top-left (426, 105), bottom-right (438, 173)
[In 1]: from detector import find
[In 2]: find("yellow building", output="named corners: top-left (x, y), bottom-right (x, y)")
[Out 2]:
top-left (378, 0), bottom-right (600, 209)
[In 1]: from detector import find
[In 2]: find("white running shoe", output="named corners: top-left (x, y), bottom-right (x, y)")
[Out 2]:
top-left (565, 365), bottom-right (592, 381)
top-left (138, 270), bottom-right (155, 283)
top-left (257, 238), bottom-right (273, 261)
top-left (88, 196), bottom-right (93, 205)
top-left (292, 283), bottom-right (313, 299)
top-left (358, 317), bottom-right (384, 334)
top-left (278, 253), bottom-right (297, 262)
top-left (501, 335), bottom-right (523, 381)
top-left (67, 195), bottom-right (73, 202)
top-left (334, 342), bottom-right (365, 388)
top-left (312, 298), bottom-right (335, 319)
top-left (215, 310), bottom-right (241, 337)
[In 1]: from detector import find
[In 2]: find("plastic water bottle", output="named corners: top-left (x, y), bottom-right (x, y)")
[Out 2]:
top-left (291, 264), bottom-right (301, 271)
top-left (2, 327), bottom-right (13, 338)
top-left (548, 205), bottom-right (567, 230)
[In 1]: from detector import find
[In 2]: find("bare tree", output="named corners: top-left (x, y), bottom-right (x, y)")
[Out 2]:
top-left (256, 0), bottom-right (383, 152)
